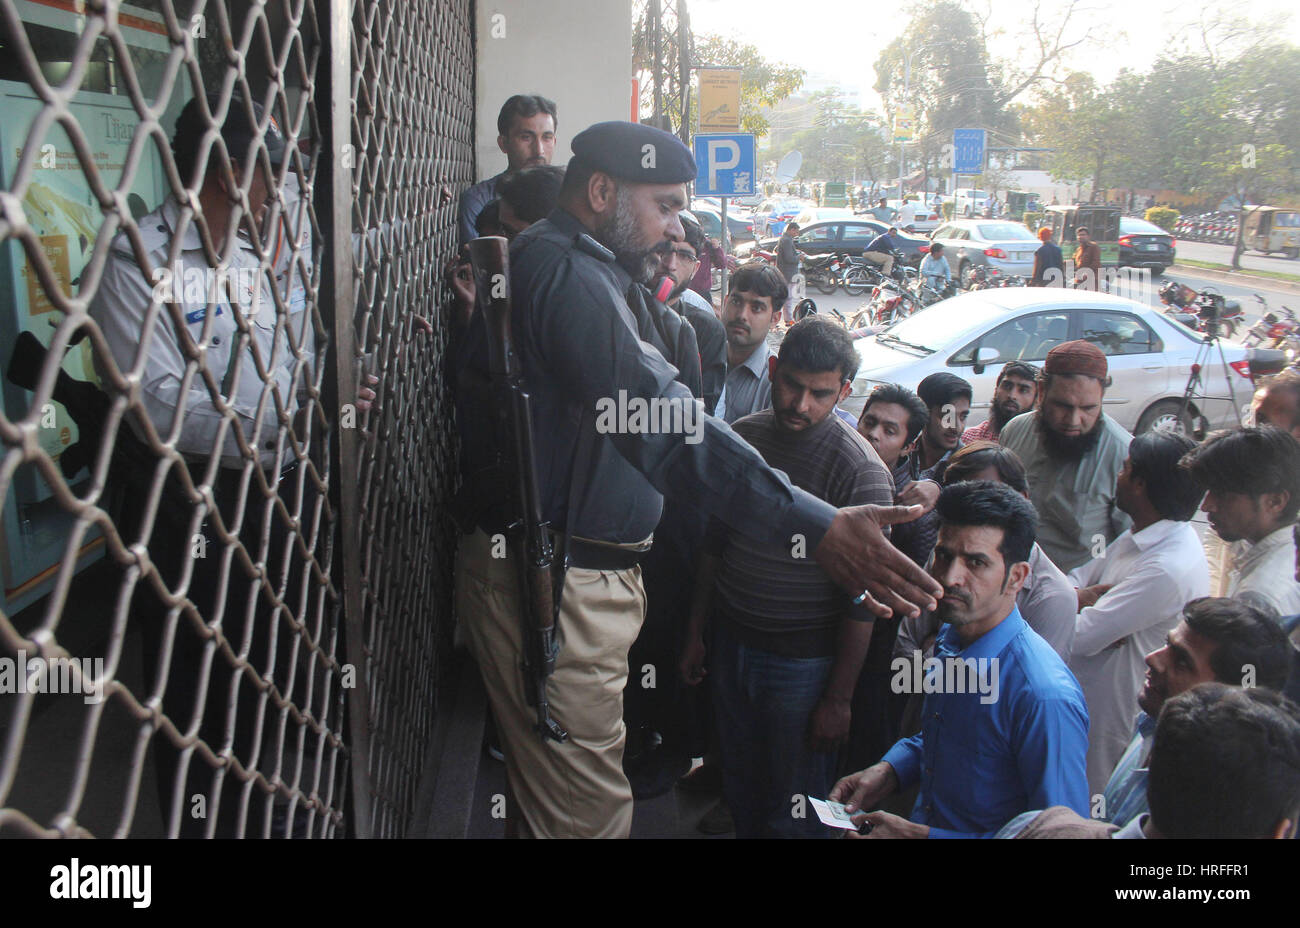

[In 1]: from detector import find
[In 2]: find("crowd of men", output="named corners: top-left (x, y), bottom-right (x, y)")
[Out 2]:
top-left (441, 94), bottom-right (1300, 841)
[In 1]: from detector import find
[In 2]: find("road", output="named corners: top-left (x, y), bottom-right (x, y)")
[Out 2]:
top-left (1170, 240), bottom-right (1300, 275)
top-left (777, 266), bottom-right (1298, 343)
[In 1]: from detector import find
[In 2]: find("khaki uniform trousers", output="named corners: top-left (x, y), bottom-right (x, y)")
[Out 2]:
top-left (456, 527), bottom-right (647, 837)
top-left (863, 250), bottom-right (895, 278)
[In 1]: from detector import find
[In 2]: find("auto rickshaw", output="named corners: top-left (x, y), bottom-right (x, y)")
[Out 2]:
top-left (1241, 206), bottom-right (1300, 259)
top-left (1041, 204), bottom-right (1121, 266)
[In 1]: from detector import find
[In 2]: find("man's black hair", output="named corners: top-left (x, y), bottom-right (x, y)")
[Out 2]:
top-left (1259, 369), bottom-right (1300, 430)
top-left (929, 242), bottom-right (944, 252)
top-left (678, 211), bottom-right (704, 252)
top-left (916, 371), bottom-right (973, 411)
top-left (558, 156), bottom-right (598, 200)
top-left (1075, 226), bottom-right (1089, 235)
top-left (935, 480), bottom-right (1038, 569)
top-left (1179, 426), bottom-right (1300, 522)
top-left (727, 262), bottom-right (788, 310)
top-left (497, 94), bottom-right (557, 137)
top-left (1148, 683), bottom-right (1300, 838)
top-left (863, 383), bottom-right (928, 445)
top-left (1128, 430), bottom-right (1201, 522)
top-left (942, 441), bottom-right (1030, 495)
top-left (996, 361), bottom-right (1040, 388)
top-left (776, 316), bottom-right (860, 384)
top-left (474, 199), bottom-right (502, 236)
top-left (1181, 598), bottom-right (1292, 692)
top-left (498, 165), bottom-right (565, 225)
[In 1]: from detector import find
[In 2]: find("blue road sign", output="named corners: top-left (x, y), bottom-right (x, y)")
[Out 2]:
top-left (952, 129), bottom-right (987, 175)
top-left (693, 133), bottom-right (756, 197)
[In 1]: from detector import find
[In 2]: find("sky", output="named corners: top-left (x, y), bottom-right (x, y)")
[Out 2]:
top-left (686, 0), bottom-right (1300, 113)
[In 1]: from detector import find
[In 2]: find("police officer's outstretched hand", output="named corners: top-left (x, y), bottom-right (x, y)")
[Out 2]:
top-left (814, 505), bottom-right (942, 619)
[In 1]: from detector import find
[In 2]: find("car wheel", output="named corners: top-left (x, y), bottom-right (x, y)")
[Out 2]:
top-left (1136, 399), bottom-right (1194, 436)
top-left (1150, 266), bottom-right (1166, 277)
top-left (1286, 247), bottom-right (1300, 259)
top-left (958, 261), bottom-right (975, 289)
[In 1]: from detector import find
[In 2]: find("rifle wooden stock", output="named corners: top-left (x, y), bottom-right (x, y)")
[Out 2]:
top-left (466, 236), bottom-right (567, 743)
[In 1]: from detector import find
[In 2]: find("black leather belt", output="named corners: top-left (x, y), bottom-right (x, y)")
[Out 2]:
top-left (566, 538), bottom-right (646, 571)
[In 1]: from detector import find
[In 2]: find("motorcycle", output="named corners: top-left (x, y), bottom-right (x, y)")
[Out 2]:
top-left (1158, 279), bottom-right (1244, 339)
top-left (802, 252), bottom-right (853, 295)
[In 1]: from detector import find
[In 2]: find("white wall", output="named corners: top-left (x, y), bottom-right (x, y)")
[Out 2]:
top-left (474, 1), bottom-right (633, 181)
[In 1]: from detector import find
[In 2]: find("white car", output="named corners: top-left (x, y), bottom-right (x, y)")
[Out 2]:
top-left (886, 198), bottom-right (942, 233)
top-left (953, 187), bottom-right (991, 218)
top-left (844, 288), bottom-right (1264, 436)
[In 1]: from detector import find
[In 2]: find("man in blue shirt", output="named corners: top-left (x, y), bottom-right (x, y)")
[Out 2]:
top-left (832, 481), bottom-right (1090, 838)
top-left (458, 94), bottom-right (557, 245)
top-left (862, 226), bottom-right (900, 279)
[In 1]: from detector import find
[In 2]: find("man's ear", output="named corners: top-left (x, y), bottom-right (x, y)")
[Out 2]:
top-left (1263, 490), bottom-right (1290, 520)
top-left (837, 380), bottom-right (853, 405)
top-left (587, 170), bottom-right (618, 217)
top-left (1002, 560), bottom-right (1030, 596)
top-left (496, 134), bottom-right (509, 157)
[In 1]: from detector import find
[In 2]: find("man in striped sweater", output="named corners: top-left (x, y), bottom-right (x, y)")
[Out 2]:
top-left (680, 317), bottom-right (898, 837)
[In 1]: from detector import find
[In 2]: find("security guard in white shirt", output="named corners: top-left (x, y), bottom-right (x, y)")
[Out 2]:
top-left (87, 93), bottom-right (319, 837)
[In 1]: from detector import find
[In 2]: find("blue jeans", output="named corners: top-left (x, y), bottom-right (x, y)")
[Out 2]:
top-left (710, 620), bottom-right (838, 838)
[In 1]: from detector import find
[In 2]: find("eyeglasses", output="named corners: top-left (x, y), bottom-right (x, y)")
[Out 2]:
top-left (667, 247), bottom-right (699, 263)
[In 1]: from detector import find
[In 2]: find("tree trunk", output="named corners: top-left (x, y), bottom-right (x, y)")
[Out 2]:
top-left (1231, 199), bottom-right (1246, 271)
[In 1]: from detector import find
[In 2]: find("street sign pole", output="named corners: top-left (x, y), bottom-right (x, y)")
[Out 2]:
top-left (720, 197), bottom-right (729, 299)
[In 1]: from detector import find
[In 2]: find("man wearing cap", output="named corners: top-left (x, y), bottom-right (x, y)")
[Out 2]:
top-left (999, 340), bottom-right (1133, 573)
top-left (88, 94), bottom-right (328, 837)
top-left (459, 94), bottom-right (558, 245)
top-left (453, 120), bottom-right (941, 838)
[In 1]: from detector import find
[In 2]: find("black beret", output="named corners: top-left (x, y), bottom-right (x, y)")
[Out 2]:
top-left (570, 121), bottom-right (696, 184)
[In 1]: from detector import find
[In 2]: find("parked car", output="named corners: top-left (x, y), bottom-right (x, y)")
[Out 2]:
top-left (753, 198), bottom-right (808, 237)
top-left (790, 207), bottom-right (857, 228)
top-left (886, 198), bottom-right (943, 233)
top-left (843, 288), bottom-right (1264, 437)
top-left (690, 200), bottom-right (756, 245)
top-left (953, 188), bottom-right (991, 218)
top-left (929, 219), bottom-right (1040, 288)
top-left (736, 218), bottom-right (930, 268)
top-left (1118, 216), bottom-right (1176, 275)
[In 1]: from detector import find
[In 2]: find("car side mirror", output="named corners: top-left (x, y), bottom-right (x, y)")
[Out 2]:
top-left (972, 346), bottom-right (999, 375)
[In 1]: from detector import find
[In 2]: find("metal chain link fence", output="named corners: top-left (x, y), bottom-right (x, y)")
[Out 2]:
top-left (0, 0), bottom-right (471, 838)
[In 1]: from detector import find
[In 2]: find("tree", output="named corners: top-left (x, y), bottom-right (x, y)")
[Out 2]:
top-left (691, 35), bottom-right (805, 137)
top-left (1025, 72), bottom-right (1118, 198)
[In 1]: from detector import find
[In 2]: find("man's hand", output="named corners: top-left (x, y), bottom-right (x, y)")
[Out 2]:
top-left (829, 762), bottom-right (898, 814)
top-left (814, 505), bottom-right (942, 619)
top-left (1076, 583), bottom-right (1113, 611)
top-left (808, 696), bottom-right (851, 753)
top-left (846, 810), bottom-right (929, 839)
top-left (444, 253), bottom-right (475, 328)
top-left (679, 634), bottom-right (707, 686)
top-left (356, 374), bottom-right (380, 413)
top-left (897, 478), bottom-right (940, 513)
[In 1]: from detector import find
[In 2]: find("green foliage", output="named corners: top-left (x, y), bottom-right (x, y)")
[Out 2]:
top-left (1144, 207), bottom-right (1179, 232)
top-left (693, 35), bottom-right (805, 137)
top-left (1022, 211), bottom-right (1043, 231)
top-left (942, 202), bottom-right (955, 220)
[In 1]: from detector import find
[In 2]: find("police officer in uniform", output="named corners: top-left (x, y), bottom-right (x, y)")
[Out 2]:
top-left (88, 94), bottom-right (324, 837)
top-left (453, 121), bottom-right (942, 838)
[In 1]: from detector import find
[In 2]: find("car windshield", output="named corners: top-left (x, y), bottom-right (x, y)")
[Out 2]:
top-left (976, 223), bottom-right (1036, 241)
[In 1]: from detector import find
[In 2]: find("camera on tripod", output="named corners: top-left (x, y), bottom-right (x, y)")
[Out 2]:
top-left (1192, 291), bottom-right (1243, 338)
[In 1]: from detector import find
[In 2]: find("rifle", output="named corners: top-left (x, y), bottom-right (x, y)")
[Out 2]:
top-left (466, 235), bottom-right (568, 743)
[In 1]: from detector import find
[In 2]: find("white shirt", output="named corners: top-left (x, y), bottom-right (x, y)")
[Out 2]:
top-left (897, 201), bottom-right (917, 226)
top-left (1226, 525), bottom-right (1300, 618)
top-left (89, 193), bottom-right (314, 471)
top-left (1068, 520), bottom-right (1209, 795)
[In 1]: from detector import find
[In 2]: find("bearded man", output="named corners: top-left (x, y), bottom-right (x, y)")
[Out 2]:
top-left (449, 121), bottom-right (942, 837)
top-left (999, 341), bottom-right (1133, 572)
top-left (962, 361), bottom-right (1040, 445)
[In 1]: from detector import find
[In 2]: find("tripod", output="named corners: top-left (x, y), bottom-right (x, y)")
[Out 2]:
top-left (1178, 323), bottom-right (1243, 438)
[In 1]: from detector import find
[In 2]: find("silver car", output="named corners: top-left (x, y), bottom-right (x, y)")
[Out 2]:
top-left (844, 289), bottom-right (1261, 436)
top-left (930, 219), bottom-right (1040, 288)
